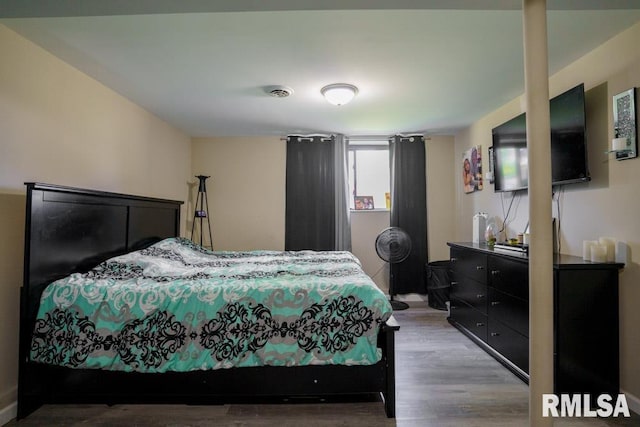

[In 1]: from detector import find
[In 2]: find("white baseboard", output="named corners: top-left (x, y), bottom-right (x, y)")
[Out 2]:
top-left (0, 401), bottom-right (17, 426)
top-left (622, 389), bottom-right (640, 416)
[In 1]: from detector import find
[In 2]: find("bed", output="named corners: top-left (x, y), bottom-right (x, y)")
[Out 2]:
top-left (18, 182), bottom-right (400, 419)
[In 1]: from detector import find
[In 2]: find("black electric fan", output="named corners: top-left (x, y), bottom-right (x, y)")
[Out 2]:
top-left (375, 227), bottom-right (412, 310)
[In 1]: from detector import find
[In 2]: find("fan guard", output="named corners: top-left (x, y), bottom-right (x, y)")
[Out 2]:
top-left (375, 227), bottom-right (412, 264)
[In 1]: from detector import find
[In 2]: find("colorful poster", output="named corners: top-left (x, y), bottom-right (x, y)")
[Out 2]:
top-left (463, 145), bottom-right (483, 194)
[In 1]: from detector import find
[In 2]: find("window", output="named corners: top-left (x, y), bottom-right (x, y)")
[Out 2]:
top-left (348, 140), bottom-right (390, 210)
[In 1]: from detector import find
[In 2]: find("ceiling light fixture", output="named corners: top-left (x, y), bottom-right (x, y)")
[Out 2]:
top-left (321, 83), bottom-right (358, 106)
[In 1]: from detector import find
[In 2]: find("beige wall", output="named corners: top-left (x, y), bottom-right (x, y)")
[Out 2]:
top-left (454, 21), bottom-right (640, 402)
top-left (191, 137), bottom-right (286, 251)
top-left (426, 136), bottom-right (456, 261)
top-left (0, 24), bottom-right (191, 416)
top-left (0, 193), bottom-right (24, 416)
top-left (351, 210), bottom-right (391, 291)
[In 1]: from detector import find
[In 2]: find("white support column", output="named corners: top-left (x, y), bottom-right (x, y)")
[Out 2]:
top-left (522, 0), bottom-right (554, 425)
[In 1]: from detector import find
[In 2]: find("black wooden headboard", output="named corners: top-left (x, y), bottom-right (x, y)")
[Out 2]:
top-left (19, 182), bottom-right (183, 380)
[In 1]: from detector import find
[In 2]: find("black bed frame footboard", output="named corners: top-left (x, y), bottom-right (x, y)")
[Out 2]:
top-left (18, 317), bottom-right (399, 419)
top-left (18, 183), bottom-right (400, 419)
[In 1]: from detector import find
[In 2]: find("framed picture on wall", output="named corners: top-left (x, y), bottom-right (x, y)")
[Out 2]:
top-left (462, 145), bottom-right (483, 193)
top-left (354, 196), bottom-right (374, 210)
top-left (613, 88), bottom-right (638, 160)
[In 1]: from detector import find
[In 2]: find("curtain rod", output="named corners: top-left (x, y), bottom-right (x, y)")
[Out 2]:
top-left (280, 134), bottom-right (332, 141)
top-left (279, 134), bottom-right (430, 141)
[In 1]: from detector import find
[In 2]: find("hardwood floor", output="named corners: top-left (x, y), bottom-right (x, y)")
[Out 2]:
top-left (9, 306), bottom-right (640, 426)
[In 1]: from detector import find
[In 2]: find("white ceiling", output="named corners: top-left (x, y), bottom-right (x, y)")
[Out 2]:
top-left (2, 1), bottom-right (640, 137)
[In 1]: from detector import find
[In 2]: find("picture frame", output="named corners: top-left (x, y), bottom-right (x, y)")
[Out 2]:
top-left (354, 196), bottom-right (374, 210)
top-left (462, 145), bottom-right (483, 193)
top-left (613, 88), bottom-right (638, 160)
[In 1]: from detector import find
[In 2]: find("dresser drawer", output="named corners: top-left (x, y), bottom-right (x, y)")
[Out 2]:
top-left (450, 276), bottom-right (487, 315)
top-left (488, 255), bottom-right (528, 300)
top-left (450, 248), bottom-right (487, 284)
top-left (449, 298), bottom-right (488, 343)
top-left (488, 287), bottom-right (529, 337)
top-left (488, 320), bottom-right (529, 374)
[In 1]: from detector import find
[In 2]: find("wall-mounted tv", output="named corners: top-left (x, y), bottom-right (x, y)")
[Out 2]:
top-left (492, 83), bottom-right (591, 192)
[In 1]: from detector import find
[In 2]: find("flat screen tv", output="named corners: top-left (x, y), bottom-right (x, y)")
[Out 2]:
top-left (492, 83), bottom-right (591, 192)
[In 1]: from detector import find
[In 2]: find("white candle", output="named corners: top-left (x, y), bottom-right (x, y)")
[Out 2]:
top-left (582, 240), bottom-right (594, 261)
top-left (590, 244), bottom-right (607, 263)
top-left (599, 237), bottom-right (616, 263)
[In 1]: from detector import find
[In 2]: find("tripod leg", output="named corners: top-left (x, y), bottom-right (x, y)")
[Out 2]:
top-left (199, 193), bottom-right (204, 246)
top-left (203, 191), bottom-right (213, 249)
top-left (190, 192), bottom-right (200, 240)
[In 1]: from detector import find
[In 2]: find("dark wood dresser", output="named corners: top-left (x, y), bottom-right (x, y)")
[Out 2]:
top-left (447, 242), bottom-right (621, 395)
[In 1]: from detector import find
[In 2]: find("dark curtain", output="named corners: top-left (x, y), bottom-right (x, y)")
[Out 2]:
top-left (389, 135), bottom-right (428, 295)
top-left (285, 136), bottom-right (335, 251)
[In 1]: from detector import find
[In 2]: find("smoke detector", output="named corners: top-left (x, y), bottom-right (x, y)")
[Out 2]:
top-left (266, 85), bottom-right (294, 98)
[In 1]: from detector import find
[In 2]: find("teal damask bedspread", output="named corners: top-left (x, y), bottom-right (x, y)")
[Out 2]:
top-left (30, 238), bottom-right (393, 373)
